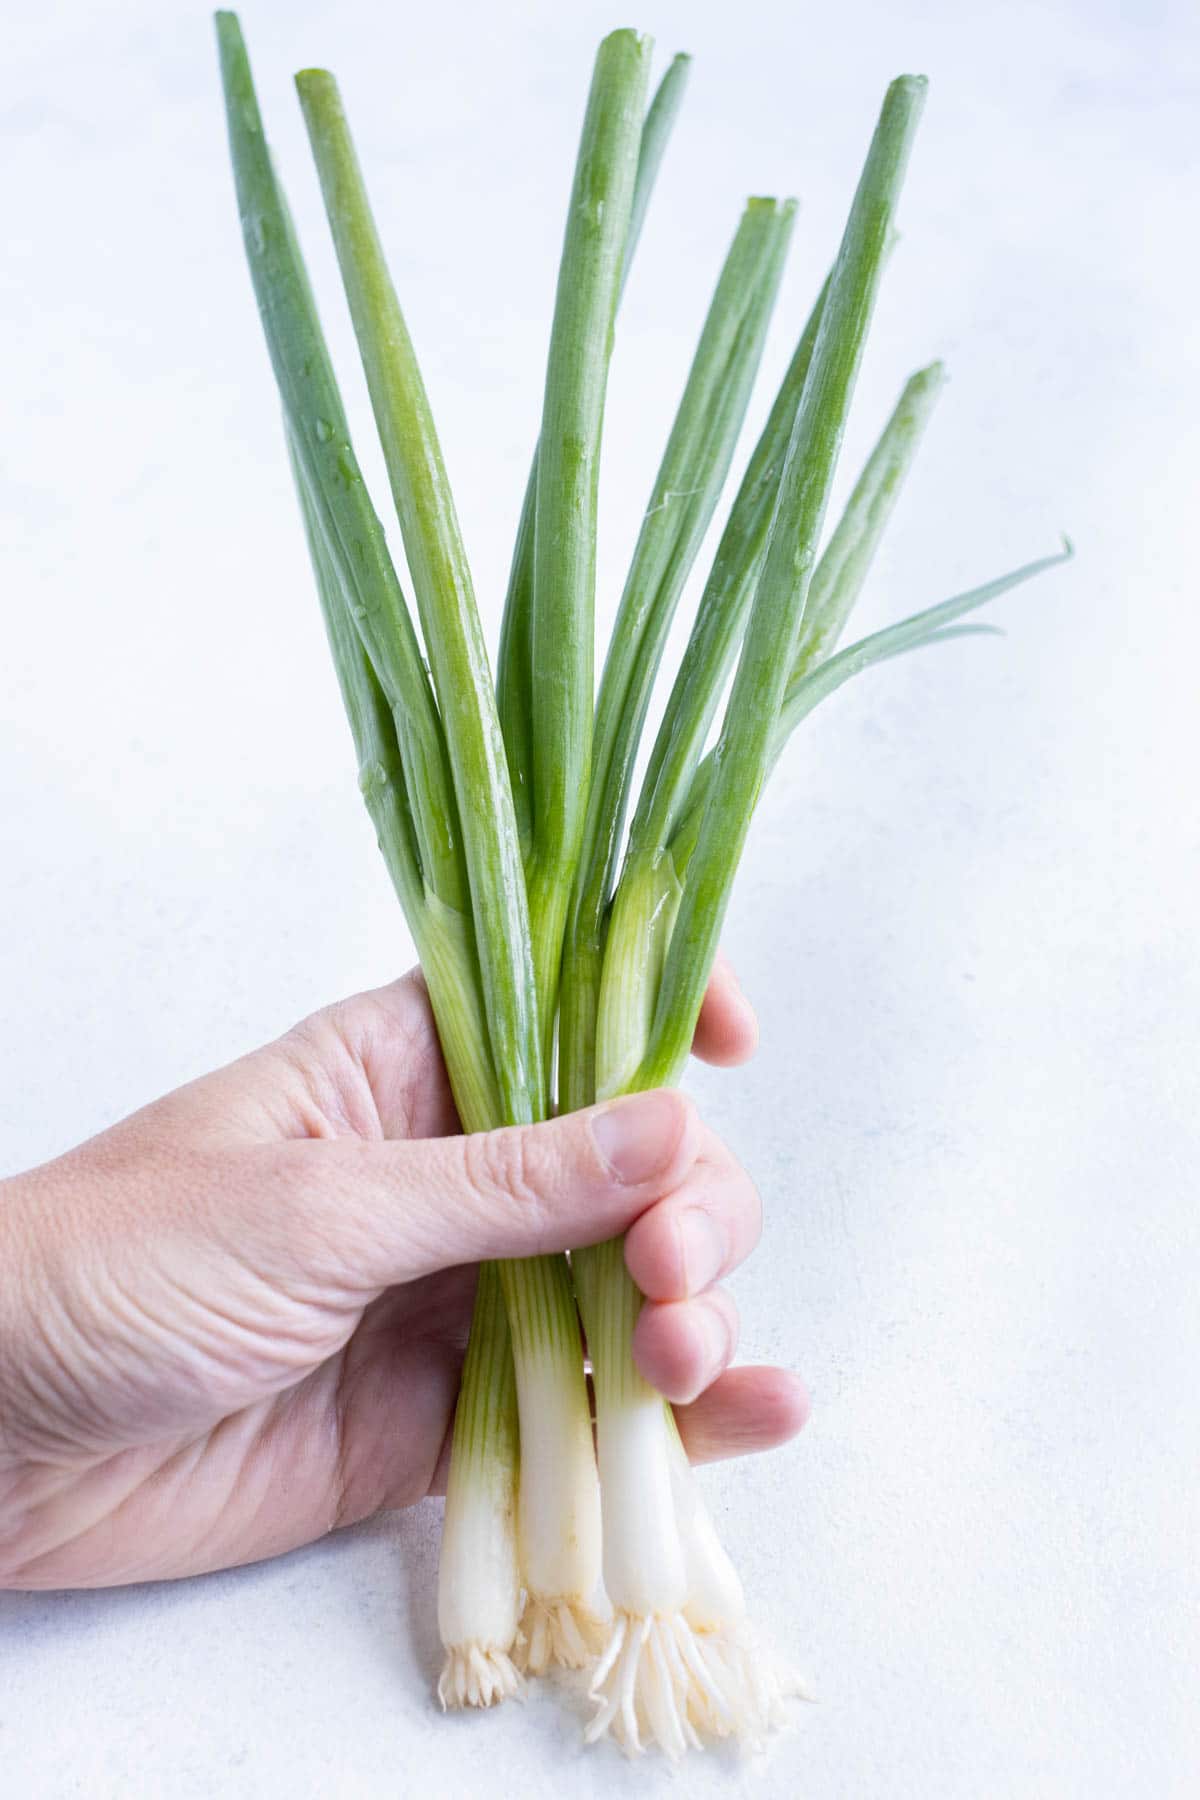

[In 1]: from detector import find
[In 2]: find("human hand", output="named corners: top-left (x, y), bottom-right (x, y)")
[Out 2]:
top-left (0, 963), bottom-right (807, 1589)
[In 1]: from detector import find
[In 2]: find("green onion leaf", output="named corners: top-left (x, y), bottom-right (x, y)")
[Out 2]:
top-left (794, 359), bottom-right (946, 671)
top-left (524, 30), bottom-right (653, 1059)
top-left (215, 12), bottom-right (466, 917)
top-left (625, 272), bottom-right (831, 868)
top-left (497, 51), bottom-right (692, 860)
top-left (560, 196), bottom-right (795, 1111)
top-left (296, 67), bottom-right (545, 1124)
top-left (667, 544), bottom-right (1073, 876)
top-left (637, 74), bottom-right (929, 1090)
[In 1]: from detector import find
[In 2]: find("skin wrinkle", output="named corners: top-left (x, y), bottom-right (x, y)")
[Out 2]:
top-left (104, 1246), bottom-right (347, 1393)
top-left (3, 1438), bottom-right (186, 1585)
top-left (329, 1279), bottom-right (456, 1526)
top-left (10, 1379), bottom-right (344, 1588)
top-left (181, 1387), bottom-right (321, 1573)
top-left (207, 1059), bottom-right (325, 1146)
top-left (0, 964), bottom-right (808, 1589)
top-left (331, 1338), bottom-right (355, 1532)
top-left (236, 1142), bottom-right (393, 1298)
top-left (274, 1018), bottom-right (380, 1142)
top-left (333, 1332), bottom-right (457, 1523)
top-left (7, 1222), bottom-right (144, 1459)
top-left (462, 1128), bottom-right (553, 1239)
top-left (350, 977), bottom-right (455, 1143)
top-left (634, 1289), bottom-right (741, 1405)
top-left (623, 1141), bottom-right (759, 1303)
top-left (13, 1178), bottom-right (359, 1461)
top-left (268, 1137), bottom-right (455, 1292)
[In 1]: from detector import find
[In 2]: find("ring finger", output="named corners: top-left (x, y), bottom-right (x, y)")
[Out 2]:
top-left (631, 1286), bottom-right (739, 1404)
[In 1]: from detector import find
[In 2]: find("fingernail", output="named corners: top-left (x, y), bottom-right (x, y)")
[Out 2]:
top-left (680, 1209), bottom-right (725, 1294)
top-left (591, 1091), bottom-right (685, 1185)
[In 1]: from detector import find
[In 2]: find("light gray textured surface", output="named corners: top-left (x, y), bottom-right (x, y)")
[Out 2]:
top-left (2, 0), bottom-right (1198, 1794)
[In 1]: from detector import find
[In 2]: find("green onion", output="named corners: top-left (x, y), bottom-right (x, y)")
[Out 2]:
top-left (571, 77), bottom-right (937, 1753)
top-left (217, 13), bottom-right (535, 1705)
top-left (669, 540), bottom-right (1075, 874)
top-left (497, 53), bottom-right (693, 857)
top-left (518, 31), bottom-right (651, 1072)
top-left (436, 1263), bottom-right (523, 1708)
top-left (294, 67), bottom-right (543, 1124)
top-left (560, 195), bottom-right (797, 1117)
top-left (216, 11), bottom-right (1069, 1756)
top-left (288, 434), bottom-right (504, 1132)
top-left (792, 359), bottom-right (947, 672)
top-left (294, 56), bottom-right (612, 1675)
top-left (643, 76), bottom-right (931, 1094)
top-left (626, 271), bottom-right (831, 872)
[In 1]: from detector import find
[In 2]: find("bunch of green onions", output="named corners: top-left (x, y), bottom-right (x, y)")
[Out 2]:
top-left (216, 12), bottom-right (1067, 1757)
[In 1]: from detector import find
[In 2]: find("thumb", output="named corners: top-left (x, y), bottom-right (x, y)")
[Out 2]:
top-left (263, 1089), bottom-right (701, 1293)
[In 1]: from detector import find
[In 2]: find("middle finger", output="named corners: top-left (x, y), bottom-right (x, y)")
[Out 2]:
top-left (622, 1131), bottom-right (762, 1303)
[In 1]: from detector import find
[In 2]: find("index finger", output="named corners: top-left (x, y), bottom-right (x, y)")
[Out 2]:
top-left (691, 953), bottom-right (758, 1067)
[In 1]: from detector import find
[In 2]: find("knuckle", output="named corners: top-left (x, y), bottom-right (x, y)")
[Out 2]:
top-left (357, 979), bottom-right (439, 1066)
top-left (463, 1127), bottom-right (545, 1219)
top-left (281, 1008), bottom-right (339, 1067)
top-left (460, 1128), bottom-right (504, 1203)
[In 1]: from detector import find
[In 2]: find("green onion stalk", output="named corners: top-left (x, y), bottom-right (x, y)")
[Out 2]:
top-left (558, 73), bottom-right (934, 1751)
top-left (217, 11), bottom-right (1069, 1756)
top-left (218, 11), bottom-right (565, 1704)
top-left (559, 77), bottom-right (1069, 1753)
top-left (290, 42), bottom-right (653, 1683)
top-left (218, 13), bottom-right (694, 1700)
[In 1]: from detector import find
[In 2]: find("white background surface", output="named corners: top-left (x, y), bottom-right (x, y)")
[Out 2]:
top-left (2, 0), bottom-right (1198, 1793)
